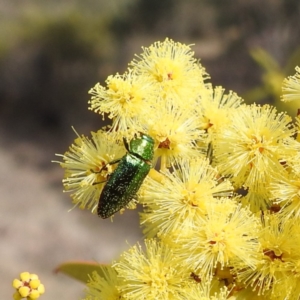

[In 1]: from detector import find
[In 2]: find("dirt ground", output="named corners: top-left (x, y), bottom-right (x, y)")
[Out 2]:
top-left (0, 139), bottom-right (142, 299)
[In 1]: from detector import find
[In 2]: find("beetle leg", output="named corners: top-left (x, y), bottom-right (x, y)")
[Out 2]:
top-left (90, 158), bottom-right (121, 174)
top-left (123, 137), bottom-right (130, 152)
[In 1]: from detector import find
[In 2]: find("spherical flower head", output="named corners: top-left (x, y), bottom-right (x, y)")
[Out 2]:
top-left (281, 66), bottom-right (300, 102)
top-left (139, 100), bottom-right (206, 169)
top-left (183, 280), bottom-right (231, 300)
top-left (139, 158), bottom-right (233, 239)
top-left (12, 272), bottom-right (45, 300)
top-left (213, 104), bottom-right (296, 211)
top-left (54, 129), bottom-right (125, 213)
top-left (197, 86), bottom-right (243, 140)
top-left (240, 188), bottom-right (275, 215)
top-left (130, 38), bottom-right (209, 107)
top-left (113, 239), bottom-right (189, 299)
top-left (175, 198), bottom-right (261, 278)
top-left (295, 115), bottom-right (300, 143)
top-left (270, 170), bottom-right (300, 220)
top-left (84, 266), bottom-right (123, 300)
top-left (232, 287), bottom-right (270, 299)
top-left (236, 213), bottom-right (300, 297)
top-left (88, 69), bottom-right (148, 133)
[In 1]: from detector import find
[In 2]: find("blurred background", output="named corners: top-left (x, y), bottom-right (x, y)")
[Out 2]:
top-left (1, 0), bottom-right (300, 298)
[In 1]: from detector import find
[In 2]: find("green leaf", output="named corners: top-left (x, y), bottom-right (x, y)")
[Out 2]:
top-left (54, 260), bottom-right (110, 283)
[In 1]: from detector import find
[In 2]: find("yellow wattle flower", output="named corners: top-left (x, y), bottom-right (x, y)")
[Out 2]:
top-left (281, 66), bottom-right (300, 102)
top-left (12, 272), bottom-right (45, 300)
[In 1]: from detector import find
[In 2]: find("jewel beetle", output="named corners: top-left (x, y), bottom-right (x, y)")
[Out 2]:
top-left (98, 133), bottom-right (154, 218)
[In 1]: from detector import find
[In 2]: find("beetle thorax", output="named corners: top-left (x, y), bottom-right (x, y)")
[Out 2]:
top-left (129, 134), bottom-right (154, 161)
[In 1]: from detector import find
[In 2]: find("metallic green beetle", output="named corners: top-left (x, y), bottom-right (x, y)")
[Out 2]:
top-left (98, 133), bottom-right (154, 218)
